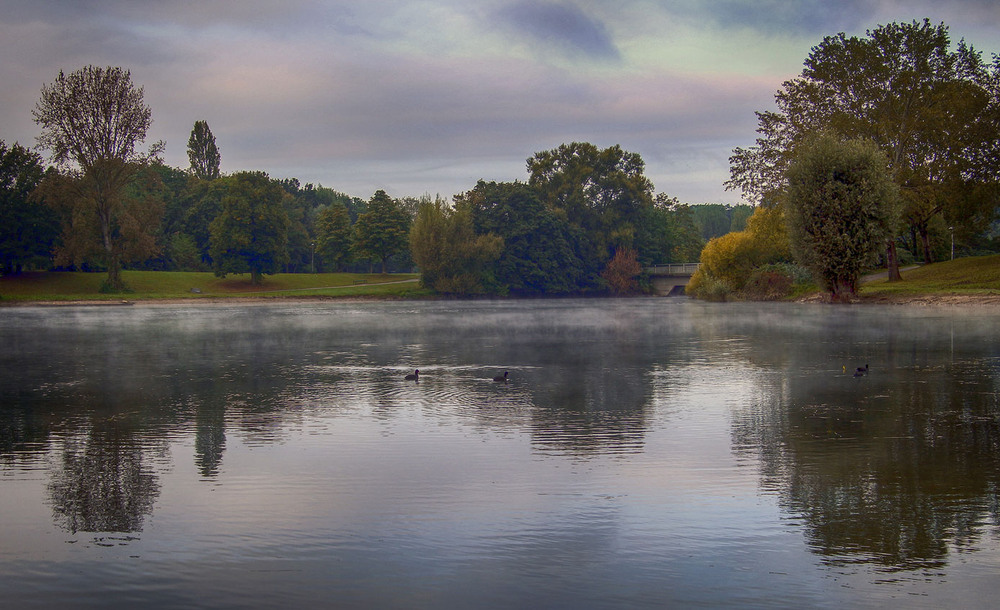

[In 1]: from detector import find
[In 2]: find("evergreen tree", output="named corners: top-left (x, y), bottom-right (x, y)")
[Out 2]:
top-left (352, 190), bottom-right (410, 274)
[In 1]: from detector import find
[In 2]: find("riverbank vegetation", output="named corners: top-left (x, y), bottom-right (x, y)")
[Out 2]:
top-left (688, 19), bottom-right (1000, 302)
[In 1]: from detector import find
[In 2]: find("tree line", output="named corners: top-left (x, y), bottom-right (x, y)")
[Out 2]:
top-left (1, 66), bottom-right (706, 294)
top-left (691, 19), bottom-right (1000, 301)
top-left (10, 20), bottom-right (995, 301)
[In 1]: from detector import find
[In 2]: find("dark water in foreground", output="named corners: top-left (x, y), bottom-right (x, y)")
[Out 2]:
top-left (2, 299), bottom-right (999, 608)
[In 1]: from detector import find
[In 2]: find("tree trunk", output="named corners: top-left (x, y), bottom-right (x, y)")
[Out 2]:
top-left (829, 277), bottom-right (856, 303)
top-left (251, 270), bottom-right (262, 285)
top-left (885, 240), bottom-right (903, 282)
top-left (918, 224), bottom-right (934, 264)
top-left (381, 258), bottom-right (388, 275)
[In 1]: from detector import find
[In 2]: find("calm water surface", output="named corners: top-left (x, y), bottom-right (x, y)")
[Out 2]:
top-left (1, 299), bottom-right (999, 608)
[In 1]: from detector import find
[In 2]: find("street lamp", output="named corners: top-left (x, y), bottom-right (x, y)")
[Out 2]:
top-left (311, 241), bottom-right (316, 274)
top-left (949, 227), bottom-right (954, 261)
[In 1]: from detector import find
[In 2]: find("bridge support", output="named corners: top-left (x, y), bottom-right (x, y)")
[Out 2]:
top-left (651, 276), bottom-right (690, 296)
top-left (645, 263), bottom-right (699, 297)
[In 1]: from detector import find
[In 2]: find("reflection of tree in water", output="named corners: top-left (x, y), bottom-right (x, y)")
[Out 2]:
top-left (734, 354), bottom-right (1000, 572)
top-left (0, 402), bottom-right (52, 468)
top-left (48, 422), bottom-right (160, 534)
top-left (195, 399), bottom-right (226, 478)
top-left (523, 337), bottom-right (651, 458)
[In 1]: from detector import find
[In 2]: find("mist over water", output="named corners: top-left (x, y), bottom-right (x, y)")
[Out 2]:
top-left (2, 299), bottom-right (999, 608)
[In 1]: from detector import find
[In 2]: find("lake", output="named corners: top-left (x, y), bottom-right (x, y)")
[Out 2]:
top-left (1, 299), bottom-right (999, 608)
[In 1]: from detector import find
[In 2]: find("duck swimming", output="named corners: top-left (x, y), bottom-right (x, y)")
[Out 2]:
top-left (405, 369), bottom-right (419, 381)
top-left (853, 364), bottom-right (869, 377)
top-left (493, 371), bottom-right (509, 382)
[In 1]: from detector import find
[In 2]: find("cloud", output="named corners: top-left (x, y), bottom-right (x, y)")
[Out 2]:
top-left (3, 0), bottom-right (1000, 205)
top-left (492, 1), bottom-right (620, 61)
top-left (687, 0), bottom-right (877, 34)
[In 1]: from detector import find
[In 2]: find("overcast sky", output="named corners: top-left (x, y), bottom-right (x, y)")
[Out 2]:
top-left (3, 1), bottom-right (999, 204)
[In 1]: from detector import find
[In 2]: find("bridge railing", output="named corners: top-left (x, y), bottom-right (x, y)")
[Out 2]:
top-left (644, 263), bottom-right (701, 276)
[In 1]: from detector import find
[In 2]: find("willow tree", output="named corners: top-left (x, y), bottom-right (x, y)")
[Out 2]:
top-left (784, 135), bottom-right (901, 302)
top-left (409, 197), bottom-right (502, 294)
top-left (33, 65), bottom-right (164, 290)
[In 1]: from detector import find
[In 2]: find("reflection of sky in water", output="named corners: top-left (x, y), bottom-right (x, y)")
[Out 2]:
top-left (2, 300), bottom-right (1000, 608)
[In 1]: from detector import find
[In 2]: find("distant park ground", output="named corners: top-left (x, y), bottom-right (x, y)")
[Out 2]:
top-left (0, 271), bottom-right (427, 303)
top-left (2, 255), bottom-right (1000, 305)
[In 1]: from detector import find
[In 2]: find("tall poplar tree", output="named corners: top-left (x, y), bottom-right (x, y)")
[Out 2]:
top-left (187, 120), bottom-right (221, 180)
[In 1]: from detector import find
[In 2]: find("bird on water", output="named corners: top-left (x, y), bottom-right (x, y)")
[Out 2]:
top-left (493, 371), bottom-right (509, 382)
top-left (405, 369), bottom-right (419, 381)
top-left (853, 364), bottom-right (869, 377)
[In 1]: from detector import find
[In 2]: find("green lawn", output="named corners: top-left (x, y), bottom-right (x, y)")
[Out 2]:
top-left (862, 254), bottom-right (1000, 296)
top-left (0, 271), bottom-right (430, 302)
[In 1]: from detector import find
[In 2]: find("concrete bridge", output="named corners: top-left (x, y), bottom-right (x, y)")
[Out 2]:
top-left (645, 263), bottom-right (701, 296)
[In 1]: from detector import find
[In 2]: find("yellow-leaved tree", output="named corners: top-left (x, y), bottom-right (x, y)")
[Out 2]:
top-left (687, 205), bottom-right (791, 300)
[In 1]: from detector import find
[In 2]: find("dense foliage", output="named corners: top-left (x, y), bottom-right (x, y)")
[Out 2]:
top-left (728, 20), bottom-right (1000, 273)
top-left (687, 205), bottom-right (792, 300)
top-left (352, 190), bottom-right (411, 274)
top-left (209, 172), bottom-right (290, 285)
top-left (410, 197), bottom-right (503, 294)
top-left (0, 141), bottom-right (58, 274)
top-left (32, 65), bottom-right (164, 290)
top-left (784, 135), bottom-right (901, 301)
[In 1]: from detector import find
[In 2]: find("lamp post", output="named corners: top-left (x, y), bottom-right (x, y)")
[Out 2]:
top-left (311, 241), bottom-right (316, 274)
top-left (949, 227), bottom-right (954, 261)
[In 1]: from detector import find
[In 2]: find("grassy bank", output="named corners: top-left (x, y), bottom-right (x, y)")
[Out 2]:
top-left (861, 254), bottom-right (1000, 298)
top-left (0, 270), bottom-right (430, 302)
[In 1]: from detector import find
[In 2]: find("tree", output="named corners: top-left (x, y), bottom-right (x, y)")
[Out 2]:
top-left (314, 202), bottom-right (353, 271)
top-left (527, 142), bottom-right (654, 274)
top-left (410, 197), bottom-right (503, 294)
top-left (601, 247), bottom-right (642, 294)
top-left (179, 176), bottom-right (228, 266)
top-left (352, 190), bottom-right (410, 274)
top-left (33, 65), bottom-right (164, 290)
top-left (728, 20), bottom-right (1000, 276)
top-left (687, 205), bottom-right (791, 299)
top-left (168, 232), bottom-right (202, 271)
top-left (187, 120), bottom-right (221, 180)
top-left (209, 172), bottom-right (290, 285)
top-left (458, 180), bottom-right (587, 295)
top-left (635, 194), bottom-right (705, 264)
top-left (784, 135), bottom-right (901, 302)
top-left (0, 141), bottom-right (59, 274)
